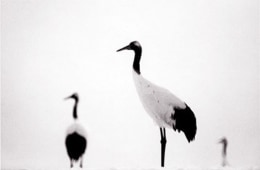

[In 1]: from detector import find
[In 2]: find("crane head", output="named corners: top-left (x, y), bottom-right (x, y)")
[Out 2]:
top-left (218, 137), bottom-right (228, 145)
top-left (117, 41), bottom-right (141, 52)
top-left (65, 93), bottom-right (79, 101)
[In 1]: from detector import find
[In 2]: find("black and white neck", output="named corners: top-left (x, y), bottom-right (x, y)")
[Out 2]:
top-left (65, 93), bottom-right (79, 120)
top-left (117, 41), bottom-right (142, 75)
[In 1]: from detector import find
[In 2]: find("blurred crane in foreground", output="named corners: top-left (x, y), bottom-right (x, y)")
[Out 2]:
top-left (65, 93), bottom-right (87, 168)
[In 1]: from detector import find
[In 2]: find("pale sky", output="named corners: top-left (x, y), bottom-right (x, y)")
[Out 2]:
top-left (1, 0), bottom-right (260, 169)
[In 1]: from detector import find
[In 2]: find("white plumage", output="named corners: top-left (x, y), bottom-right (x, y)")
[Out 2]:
top-left (132, 70), bottom-right (185, 128)
top-left (66, 122), bottom-right (87, 138)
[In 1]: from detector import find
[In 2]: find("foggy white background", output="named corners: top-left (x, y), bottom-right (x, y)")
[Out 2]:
top-left (1, 0), bottom-right (259, 169)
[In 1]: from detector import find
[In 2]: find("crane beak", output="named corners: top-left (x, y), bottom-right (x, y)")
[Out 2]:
top-left (64, 95), bottom-right (72, 100)
top-left (117, 45), bottom-right (130, 52)
top-left (218, 139), bottom-right (223, 144)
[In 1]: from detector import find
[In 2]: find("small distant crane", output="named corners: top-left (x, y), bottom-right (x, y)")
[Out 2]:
top-left (218, 137), bottom-right (228, 167)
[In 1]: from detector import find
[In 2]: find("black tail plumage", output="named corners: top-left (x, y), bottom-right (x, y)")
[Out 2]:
top-left (172, 104), bottom-right (197, 142)
top-left (66, 132), bottom-right (87, 161)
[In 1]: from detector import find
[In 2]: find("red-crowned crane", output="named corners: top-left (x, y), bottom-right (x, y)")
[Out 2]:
top-left (65, 93), bottom-right (87, 168)
top-left (117, 41), bottom-right (197, 167)
top-left (218, 137), bottom-right (228, 167)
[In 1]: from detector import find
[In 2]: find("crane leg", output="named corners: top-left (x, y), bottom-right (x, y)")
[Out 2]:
top-left (70, 159), bottom-right (73, 168)
top-left (160, 127), bottom-right (167, 167)
top-left (80, 156), bottom-right (83, 168)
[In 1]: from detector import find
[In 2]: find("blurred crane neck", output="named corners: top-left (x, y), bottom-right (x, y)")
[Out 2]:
top-left (73, 99), bottom-right (78, 119)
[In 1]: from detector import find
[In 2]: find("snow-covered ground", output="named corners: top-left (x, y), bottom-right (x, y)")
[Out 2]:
top-left (2, 167), bottom-right (260, 170)
top-left (108, 167), bottom-right (260, 170)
